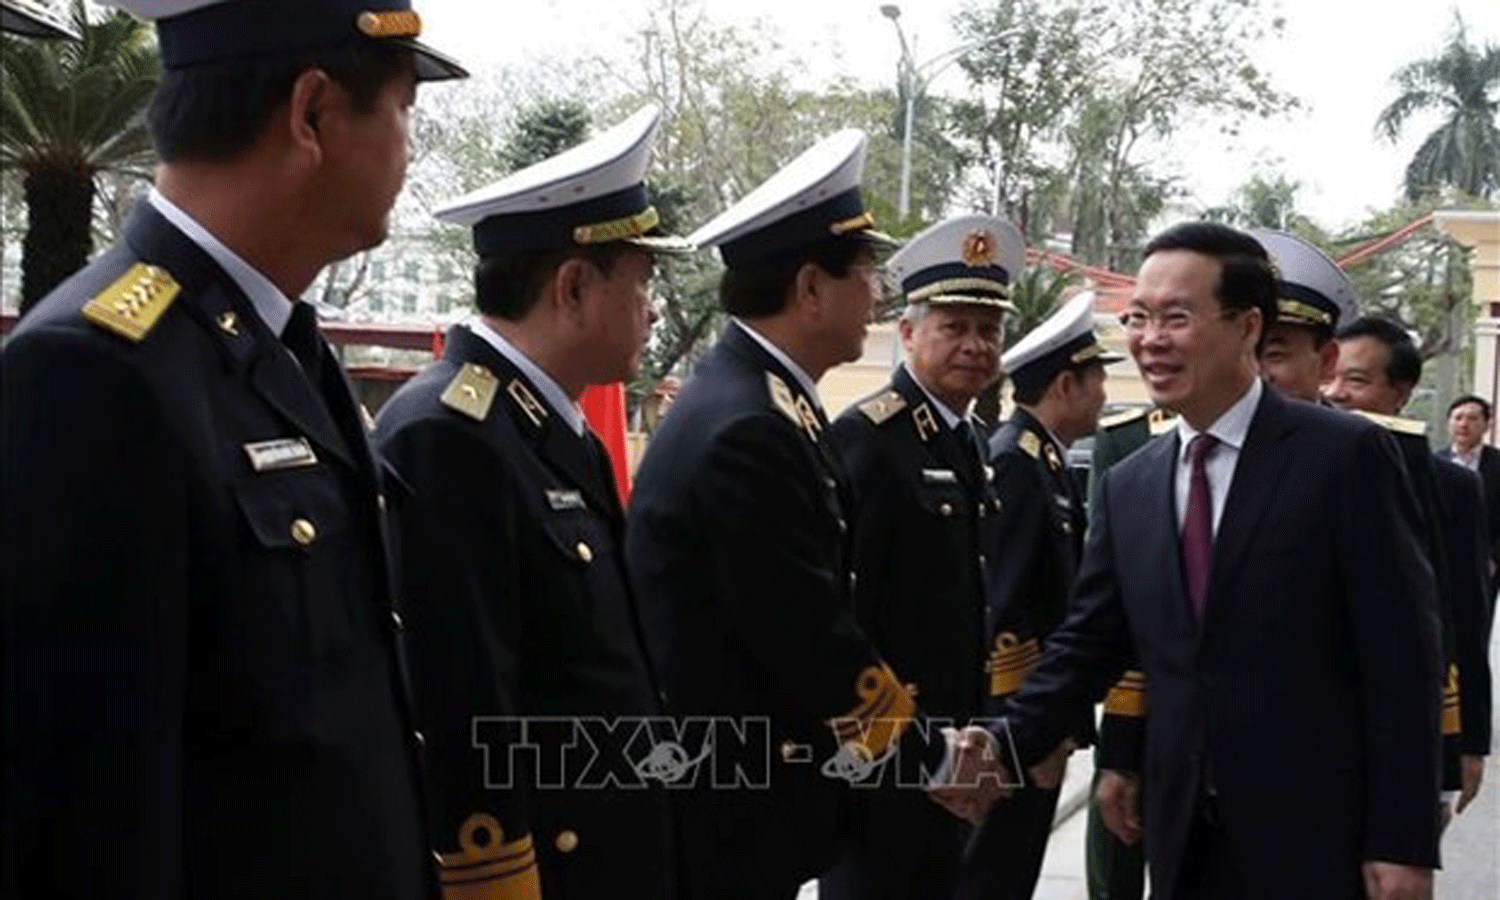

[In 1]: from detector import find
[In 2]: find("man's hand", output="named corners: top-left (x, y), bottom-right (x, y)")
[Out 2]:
top-left (1095, 769), bottom-right (1143, 845)
top-left (928, 726), bottom-right (1010, 825)
top-left (1456, 754), bottom-right (1484, 815)
top-left (1028, 738), bottom-right (1076, 789)
top-left (1362, 861), bottom-right (1432, 900)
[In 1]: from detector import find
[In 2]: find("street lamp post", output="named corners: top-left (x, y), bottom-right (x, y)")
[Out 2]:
top-left (880, 5), bottom-right (916, 220)
top-left (879, 5), bottom-right (1021, 222)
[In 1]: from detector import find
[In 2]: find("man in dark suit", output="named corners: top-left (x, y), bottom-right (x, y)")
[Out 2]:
top-left (374, 107), bottom-right (686, 900)
top-left (1439, 394), bottom-right (1500, 573)
top-left (0, 4), bottom-right (466, 898)
top-left (820, 214), bottom-right (1018, 900)
top-left (627, 131), bottom-right (987, 900)
top-left (976, 222), bottom-right (1443, 900)
top-left (1327, 317), bottom-right (1492, 822)
top-left (956, 290), bottom-right (1117, 900)
top-left (1090, 227), bottom-right (1368, 863)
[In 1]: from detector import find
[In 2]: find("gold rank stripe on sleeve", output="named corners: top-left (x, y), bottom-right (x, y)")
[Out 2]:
top-left (437, 814), bottom-right (540, 900)
top-left (1103, 670), bottom-right (1149, 718)
top-left (440, 364), bottom-right (500, 422)
top-left (1442, 664), bottom-right (1462, 737)
top-left (81, 263), bottom-right (180, 342)
top-left (985, 633), bottom-right (1042, 697)
top-left (827, 663), bottom-right (917, 761)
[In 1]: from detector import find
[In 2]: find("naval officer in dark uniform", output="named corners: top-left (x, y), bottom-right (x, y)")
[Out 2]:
top-left (820, 214), bottom-right (1018, 900)
top-left (374, 106), bottom-right (688, 900)
top-left (627, 130), bottom-right (993, 900)
top-left (1326, 314), bottom-right (1490, 823)
top-left (960, 291), bottom-right (1119, 899)
top-left (0, 3), bottom-right (465, 898)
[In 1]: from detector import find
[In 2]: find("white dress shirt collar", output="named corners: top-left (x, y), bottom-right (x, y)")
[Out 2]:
top-left (1451, 445), bottom-right (1482, 471)
top-left (147, 188), bottom-right (295, 337)
top-left (1175, 377), bottom-right (1263, 465)
top-left (465, 317), bottom-right (586, 437)
top-left (732, 319), bottom-right (824, 414)
top-left (1172, 378), bottom-right (1264, 534)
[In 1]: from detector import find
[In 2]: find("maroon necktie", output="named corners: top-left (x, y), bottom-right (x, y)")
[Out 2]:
top-left (1182, 433), bottom-right (1219, 619)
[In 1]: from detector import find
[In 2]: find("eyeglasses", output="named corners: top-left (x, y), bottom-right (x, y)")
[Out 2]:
top-left (1117, 306), bottom-right (1242, 336)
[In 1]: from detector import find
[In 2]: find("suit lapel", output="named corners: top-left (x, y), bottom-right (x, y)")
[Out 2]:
top-left (1201, 387), bottom-right (1296, 639)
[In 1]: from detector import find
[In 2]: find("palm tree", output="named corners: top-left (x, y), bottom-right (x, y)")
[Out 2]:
top-left (1375, 13), bottom-right (1500, 202)
top-left (1, 0), bottom-right (158, 314)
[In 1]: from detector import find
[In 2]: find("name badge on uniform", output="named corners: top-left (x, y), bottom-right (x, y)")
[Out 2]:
top-left (922, 468), bottom-right (958, 484)
top-left (546, 489), bottom-right (586, 511)
top-left (243, 437), bottom-right (318, 472)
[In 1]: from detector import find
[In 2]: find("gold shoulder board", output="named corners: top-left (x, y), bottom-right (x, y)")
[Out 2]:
top-left (767, 373), bottom-right (801, 426)
top-left (440, 363), bottom-right (499, 422)
top-left (1018, 430), bottom-right (1042, 459)
top-left (1099, 407), bottom-right (1147, 430)
top-left (858, 390), bottom-right (907, 425)
top-left (1356, 410), bottom-right (1428, 437)
top-left (81, 263), bottom-right (180, 342)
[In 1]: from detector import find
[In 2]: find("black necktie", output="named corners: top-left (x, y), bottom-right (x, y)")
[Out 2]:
top-left (282, 302), bottom-right (325, 394)
top-left (957, 422), bottom-right (986, 485)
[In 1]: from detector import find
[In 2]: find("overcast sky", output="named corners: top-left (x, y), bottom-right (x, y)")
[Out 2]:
top-left (416, 0), bottom-right (1500, 234)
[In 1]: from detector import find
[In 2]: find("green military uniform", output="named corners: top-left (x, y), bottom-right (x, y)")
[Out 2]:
top-left (1084, 405), bottom-right (1174, 900)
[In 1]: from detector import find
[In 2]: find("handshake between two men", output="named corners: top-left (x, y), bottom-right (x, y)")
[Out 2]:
top-left (926, 725), bottom-right (1078, 825)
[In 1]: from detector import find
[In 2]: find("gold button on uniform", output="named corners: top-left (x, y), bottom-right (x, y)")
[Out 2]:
top-left (780, 740), bottom-right (798, 762)
top-left (576, 541), bottom-right (593, 563)
top-left (413, 730), bottom-right (426, 749)
top-left (389, 609), bottom-right (405, 632)
top-left (376, 493), bottom-right (387, 512)
top-left (555, 830), bottom-right (579, 853)
top-left (290, 518), bottom-right (316, 546)
top-left (939, 502), bottom-right (954, 517)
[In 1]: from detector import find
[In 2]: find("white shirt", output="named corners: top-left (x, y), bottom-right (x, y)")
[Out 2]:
top-left (732, 319), bottom-right (825, 416)
top-left (1450, 445), bottom-right (1482, 472)
top-left (466, 317), bottom-right (586, 437)
top-left (1173, 378), bottom-right (1264, 535)
top-left (147, 188), bottom-right (295, 337)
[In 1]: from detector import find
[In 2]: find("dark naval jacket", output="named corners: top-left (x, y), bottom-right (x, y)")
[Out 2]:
top-left (627, 323), bottom-right (948, 900)
top-left (375, 323), bottom-right (675, 900)
top-left (820, 364), bottom-right (996, 900)
top-left (1, 202), bottom-right (431, 900)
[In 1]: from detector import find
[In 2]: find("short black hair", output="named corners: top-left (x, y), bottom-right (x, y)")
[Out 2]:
top-left (1143, 221), bottom-right (1277, 352)
top-left (1011, 360), bottom-right (1101, 406)
top-left (720, 237), bottom-right (868, 318)
top-left (1448, 394), bottom-right (1491, 421)
top-left (474, 243), bottom-right (630, 321)
top-left (148, 44), bottom-right (411, 163)
top-left (1335, 316), bottom-right (1422, 388)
